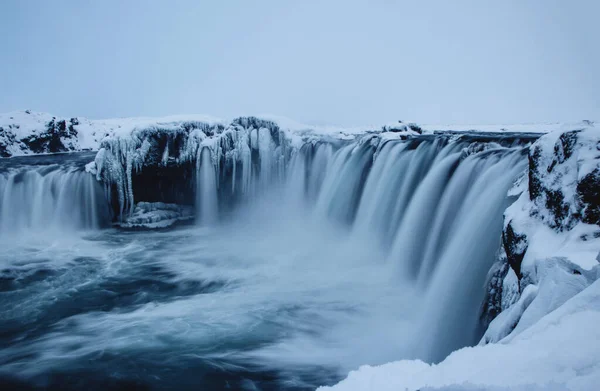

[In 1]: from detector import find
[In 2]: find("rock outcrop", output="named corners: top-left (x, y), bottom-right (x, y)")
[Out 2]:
top-left (88, 116), bottom-right (295, 221)
top-left (0, 114), bottom-right (80, 157)
top-left (482, 124), bottom-right (600, 341)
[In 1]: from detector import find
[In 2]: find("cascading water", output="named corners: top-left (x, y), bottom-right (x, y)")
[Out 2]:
top-left (0, 164), bottom-right (110, 237)
top-left (0, 133), bottom-right (532, 390)
top-left (284, 137), bottom-right (528, 364)
top-left (196, 147), bottom-right (218, 225)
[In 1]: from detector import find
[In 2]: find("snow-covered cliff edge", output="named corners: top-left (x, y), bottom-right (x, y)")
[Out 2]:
top-left (0, 110), bottom-right (584, 158)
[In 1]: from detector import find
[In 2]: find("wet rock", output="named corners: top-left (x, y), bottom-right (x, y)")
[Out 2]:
top-left (481, 256), bottom-right (510, 328)
top-left (525, 129), bottom-right (598, 231)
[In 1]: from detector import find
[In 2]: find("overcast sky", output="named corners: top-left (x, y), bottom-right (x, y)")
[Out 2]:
top-left (0, 0), bottom-right (598, 126)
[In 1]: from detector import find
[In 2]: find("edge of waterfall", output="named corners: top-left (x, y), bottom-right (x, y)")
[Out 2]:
top-left (321, 125), bottom-right (600, 391)
top-left (2, 110), bottom-right (599, 390)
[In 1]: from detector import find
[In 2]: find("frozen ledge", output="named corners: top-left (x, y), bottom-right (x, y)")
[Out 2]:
top-left (116, 202), bottom-right (194, 229)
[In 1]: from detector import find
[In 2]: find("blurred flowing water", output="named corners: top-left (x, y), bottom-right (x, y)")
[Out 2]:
top-left (0, 138), bottom-right (528, 390)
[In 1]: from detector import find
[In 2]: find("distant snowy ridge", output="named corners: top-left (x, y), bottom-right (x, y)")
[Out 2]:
top-left (0, 110), bottom-right (419, 157)
top-left (0, 111), bottom-right (223, 157)
top-left (2, 110), bottom-right (595, 158)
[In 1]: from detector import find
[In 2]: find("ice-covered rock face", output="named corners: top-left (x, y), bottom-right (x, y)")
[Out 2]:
top-left (0, 115), bottom-right (80, 157)
top-left (528, 129), bottom-right (600, 229)
top-left (482, 125), bottom-right (600, 339)
top-left (89, 116), bottom-right (296, 220)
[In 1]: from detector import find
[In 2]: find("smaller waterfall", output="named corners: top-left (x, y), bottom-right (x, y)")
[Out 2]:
top-left (285, 142), bottom-right (335, 209)
top-left (314, 143), bottom-right (375, 224)
top-left (414, 150), bottom-right (527, 363)
top-left (285, 145), bottom-right (308, 208)
top-left (0, 165), bottom-right (110, 235)
top-left (196, 147), bottom-right (218, 225)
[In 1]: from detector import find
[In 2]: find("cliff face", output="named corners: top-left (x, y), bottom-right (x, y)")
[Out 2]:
top-left (0, 112), bottom-right (80, 157)
top-left (483, 125), bottom-right (600, 343)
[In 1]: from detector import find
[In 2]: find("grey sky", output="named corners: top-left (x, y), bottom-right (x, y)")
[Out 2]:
top-left (1, 0), bottom-right (598, 126)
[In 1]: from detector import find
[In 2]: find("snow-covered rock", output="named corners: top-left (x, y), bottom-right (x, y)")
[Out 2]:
top-left (482, 125), bottom-right (600, 330)
top-left (0, 111), bottom-right (80, 157)
top-left (0, 110), bottom-right (228, 157)
top-left (476, 126), bottom-right (600, 377)
top-left (118, 202), bottom-right (194, 229)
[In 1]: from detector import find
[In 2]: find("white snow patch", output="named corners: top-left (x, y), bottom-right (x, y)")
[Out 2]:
top-left (421, 120), bottom-right (597, 134)
top-left (320, 278), bottom-right (600, 391)
top-left (117, 202), bottom-right (194, 229)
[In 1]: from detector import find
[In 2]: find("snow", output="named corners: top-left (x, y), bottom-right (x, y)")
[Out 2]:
top-left (320, 278), bottom-right (600, 391)
top-left (117, 202), bottom-right (194, 229)
top-left (420, 120), bottom-right (597, 134)
top-left (0, 111), bottom-right (224, 157)
top-left (73, 113), bottom-right (223, 151)
top-left (3, 111), bottom-right (597, 158)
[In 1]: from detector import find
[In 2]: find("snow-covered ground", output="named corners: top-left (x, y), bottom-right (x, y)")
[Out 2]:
top-left (319, 277), bottom-right (600, 391)
top-left (0, 111), bottom-right (224, 157)
top-left (2, 110), bottom-right (596, 158)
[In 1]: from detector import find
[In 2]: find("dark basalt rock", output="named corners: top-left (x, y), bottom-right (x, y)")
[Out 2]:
top-left (497, 127), bottom-right (599, 297)
top-left (481, 259), bottom-right (510, 328)
top-left (502, 220), bottom-right (528, 279)
top-left (577, 168), bottom-right (600, 225)
top-left (381, 122), bottom-right (423, 134)
top-left (0, 126), bottom-right (15, 157)
top-left (544, 189), bottom-right (572, 229)
top-left (528, 143), bottom-right (543, 201)
top-left (21, 117), bottom-right (79, 155)
top-left (557, 130), bottom-right (579, 161)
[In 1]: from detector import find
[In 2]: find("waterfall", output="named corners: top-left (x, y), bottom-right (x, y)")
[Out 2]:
top-left (415, 150), bottom-right (527, 362)
top-left (285, 137), bottom-right (528, 361)
top-left (0, 133), bottom-right (530, 366)
top-left (196, 147), bottom-right (218, 225)
top-left (0, 165), bottom-right (110, 236)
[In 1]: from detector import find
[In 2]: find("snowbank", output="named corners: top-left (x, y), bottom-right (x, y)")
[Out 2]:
top-left (320, 278), bottom-right (600, 391)
top-left (421, 120), bottom-right (596, 134)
